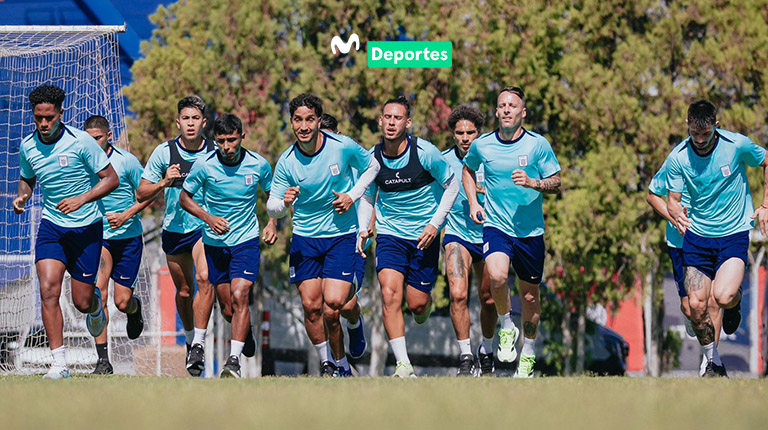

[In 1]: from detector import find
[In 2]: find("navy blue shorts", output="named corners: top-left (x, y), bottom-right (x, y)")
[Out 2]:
top-left (289, 232), bottom-right (357, 284)
top-left (683, 230), bottom-right (748, 280)
top-left (161, 229), bottom-right (202, 255)
top-left (375, 234), bottom-right (440, 294)
top-left (205, 237), bottom-right (261, 285)
top-left (667, 247), bottom-right (686, 298)
top-left (353, 253), bottom-right (366, 294)
top-left (483, 227), bottom-right (545, 284)
top-left (35, 218), bottom-right (102, 284)
top-left (103, 235), bottom-right (143, 288)
top-left (443, 234), bottom-right (483, 264)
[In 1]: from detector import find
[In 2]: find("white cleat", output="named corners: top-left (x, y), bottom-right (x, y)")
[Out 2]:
top-left (393, 361), bottom-right (417, 378)
top-left (496, 326), bottom-right (519, 363)
top-left (43, 366), bottom-right (71, 380)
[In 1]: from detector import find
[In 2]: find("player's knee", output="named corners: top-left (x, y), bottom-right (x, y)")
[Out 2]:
top-left (323, 305), bottom-right (341, 321)
top-left (409, 303), bottom-right (428, 316)
top-left (231, 288), bottom-right (249, 306)
top-left (114, 296), bottom-right (130, 313)
top-left (487, 269), bottom-right (507, 287)
top-left (72, 294), bottom-right (93, 313)
top-left (450, 288), bottom-right (468, 306)
top-left (380, 285), bottom-right (399, 305)
top-left (176, 288), bottom-right (192, 300)
top-left (679, 303), bottom-right (691, 319)
top-left (521, 291), bottom-right (538, 305)
top-left (714, 290), bottom-right (737, 308)
top-left (687, 296), bottom-right (708, 316)
top-left (301, 300), bottom-right (322, 319)
top-left (195, 270), bottom-right (209, 287)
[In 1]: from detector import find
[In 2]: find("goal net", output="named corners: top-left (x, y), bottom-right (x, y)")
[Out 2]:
top-left (0, 25), bottom-right (175, 376)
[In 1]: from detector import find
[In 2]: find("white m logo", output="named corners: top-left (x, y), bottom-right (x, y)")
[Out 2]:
top-left (331, 33), bottom-right (360, 55)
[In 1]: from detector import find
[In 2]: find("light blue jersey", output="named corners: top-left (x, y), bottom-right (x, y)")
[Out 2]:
top-left (442, 146), bottom-right (484, 244)
top-left (463, 129), bottom-right (561, 238)
top-left (272, 132), bottom-right (371, 238)
top-left (665, 129), bottom-right (766, 238)
top-left (142, 139), bottom-right (211, 234)
top-left (102, 146), bottom-right (144, 240)
top-left (648, 158), bottom-right (689, 249)
top-left (183, 149), bottom-right (272, 247)
top-left (366, 138), bottom-right (454, 240)
top-left (19, 125), bottom-right (110, 228)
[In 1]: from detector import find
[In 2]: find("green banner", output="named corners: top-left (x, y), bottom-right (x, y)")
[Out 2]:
top-left (367, 41), bottom-right (452, 68)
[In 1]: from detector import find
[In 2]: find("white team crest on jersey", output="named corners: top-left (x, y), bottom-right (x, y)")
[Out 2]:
top-left (58, 155), bottom-right (68, 167)
top-left (245, 174), bottom-right (254, 185)
top-left (720, 165), bottom-right (731, 177)
top-left (518, 155), bottom-right (528, 167)
top-left (476, 171), bottom-right (485, 183)
top-left (329, 163), bottom-right (340, 176)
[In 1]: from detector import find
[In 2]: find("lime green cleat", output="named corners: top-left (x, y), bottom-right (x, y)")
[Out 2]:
top-left (412, 298), bottom-right (433, 325)
top-left (515, 354), bottom-right (535, 378)
top-left (393, 361), bottom-right (417, 378)
top-left (496, 326), bottom-right (519, 362)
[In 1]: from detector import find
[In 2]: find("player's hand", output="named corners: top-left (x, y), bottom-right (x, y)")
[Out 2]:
top-left (417, 224), bottom-right (438, 250)
top-left (12, 193), bottom-right (28, 214)
top-left (356, 230), bottom-right (369, 256)
top-left (56, 196), bottom-right (86, 214)
top-left (284, 186), bottom-right (300, 207)
top-left (331, 191), bottom-right (353, 214)
top-left (262, 222), bottom-right (278, 245)
top-left (163, 164), bottom-right (181, 187)
top-left (512, 169), bottom-right (533, 188)
top-left (206, 215), bottom-right (230, 235)
top-left (469, 203), bottom-right (485, 225)
top-left (751, 204), bottom-right (768, 238)
top-left (673, 207), bottom-right (691, 235)
top-left (106, 212), bottom-right (129, 229)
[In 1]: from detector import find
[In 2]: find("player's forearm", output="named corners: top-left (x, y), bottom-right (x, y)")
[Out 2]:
top-left (17, 177), bottom-right (34, 199)
top-left (267, 195), bottom-right (288, 218)
top-left (179, 190), bottom-right (211, 222)
top-left (646, 192), bottom-right (673, 223)
top-left (761, 165), bottom-right (768, 208)
top-left (136, 180), bottom-right (165, 203)
top-left (80, 167), bottom-right (119, 203)
top-left (529, 173), bottom-right (561, 194)
top-left (122, 198), bottom-right (154, 219)
top-left (667, 192), bottom-right (683, 219)
top-left (347, 158), bottom-right (381, 202)
top-left (429, 174), bottom-right (459, 229)
top-left (357, 194), bottom-right (375, 234)
top-left (462, 166), bottom-right (479, 206)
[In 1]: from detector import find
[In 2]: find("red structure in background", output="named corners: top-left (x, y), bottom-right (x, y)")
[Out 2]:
top-left (758, 267), bottom-right (766, 375)
top-left (156, 267), bottom-right (178, 345)
top-left (605, 281), bottom-right (645, 373)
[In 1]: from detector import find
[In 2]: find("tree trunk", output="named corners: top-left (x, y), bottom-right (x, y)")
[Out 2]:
top-left (562, 304), bottom-right (573, 375)
top-left (367, 275), bottom-right (387, 376)
top-left (575, 300), bottom-right (586, 374)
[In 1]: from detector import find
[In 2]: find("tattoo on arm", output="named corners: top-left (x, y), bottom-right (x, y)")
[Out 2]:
top-left (533, 175), bottom-right (561, 194)
top-left (523, 321), bottom-right (537, 338)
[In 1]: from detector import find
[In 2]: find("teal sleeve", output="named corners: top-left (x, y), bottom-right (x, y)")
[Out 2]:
top-left (463, 143), bottom-right (481, 171)
top-left (19, 148), bottom-right (34, 179)
top-left (648, 163), bottom-right (669, 196)
top-left (423, 143), bottom-right (453, 184)
top-left (128, 154), bottom-right (144, 190)
top-left (259, 159), bottom-right (273, 192)
top-left (536, 138), bottom-right (561, 178)
top-left (271, 157), bottom-right (290, 199)
top-left (182, 159), bottom-right (205, 195)
top-left (665, 155), bottom-right (684, 193)
top-left (346, 137), bottom-right (371, 171)
top-left (82, 135), bottom-right (110, 174)
top-left (142, 145), bottom-right (168, 183)
top-left (739, 138), bottom-right (766, 168)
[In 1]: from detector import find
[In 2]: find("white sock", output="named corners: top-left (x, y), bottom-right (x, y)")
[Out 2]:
top-left (230, 340), bottom-right (244, 358)
top-left (184, 329), bottom-right (195, 345)
top-left (347, 318), bottom-right (361, 329)
top-left (499, 312), bottom-right (515, 331)
top-left (480, 336), bottom-right (494, 355)
top-left (51, 345), bottom-right (66, 368)
top-left (314, 341), bottom-right (329, 363)
top-left (702, 342), bottom-right (722, 366)
top-left (389, 336), bottom-right (410, 364)
top-left (522, 337), bottom-right (535, 356)
top-left (457, 338), bottom-right (472, 356)
top-left (699, 353), bottom-right (708, 376)
top-left (192, 327), bottom-right (206, 346)
top-left (336, 355), bottom-right (350, 371)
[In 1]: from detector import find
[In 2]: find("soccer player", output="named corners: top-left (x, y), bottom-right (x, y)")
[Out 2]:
top-left (462, 86), bottom-right (561, 378)
top-left (180, 113), bottom-right (277, 378)
top-left (84, 116), bottom-right (151, 375)
top-left (13, 85), bottom-right (119, 379)
top-left (666, 99), bottom-right (768, 377)
top-left (441, 105), bottom-right (496, 376)
top-left (267, 94), bottom-right (379, 376)
top-left (357, 96), bottom-right (460, 378)
top-left (137, 95), bottom-right (224, 376)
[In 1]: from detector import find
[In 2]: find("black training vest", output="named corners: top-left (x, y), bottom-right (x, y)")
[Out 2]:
top-left (166, 137), bottom-right (215, 188)
top-left (373, 135), bottom-right (435, 192)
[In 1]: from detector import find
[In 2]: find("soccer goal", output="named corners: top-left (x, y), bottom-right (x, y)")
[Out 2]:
top-left (0, 25), bottom-right (177, 376)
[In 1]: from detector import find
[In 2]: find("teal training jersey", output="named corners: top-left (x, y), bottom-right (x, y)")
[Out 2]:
top-left (142, 139), bottom-right (210, 234)
top-left (366, 138), bottom-right (454, 240)
top-left (272, 132), bottom-right (371, 238)
top-left (442, 146), bottom-right (484, 244)
top-left (183, 149), bottom-right (272, 247)
top-left (102, 146), bottom-right (144, 240)
top-left (665, 129), bottom-right (766, 238)
top-left (19, 125), bottom-right (110, 228)
top-left (648, 158), bottom-right (689, 249)
top-left (463, 129), bottom-right (561, 238)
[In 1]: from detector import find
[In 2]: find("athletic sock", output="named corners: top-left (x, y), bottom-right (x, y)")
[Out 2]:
top-left (457, 338), bottom-right (472, 356)
top-left (51, 345), bottom-right (66, 368)
top-left (347, 318), bottom-right (361, 329)
top-left (125, 297), bottom-right (139, 315)
top-left (336, 355), bottom-right (350, 371)
top-left (521, 337), bottom-right (535, 356)
top-left (192, 328), bottom-right (206, 346)
top-left (389, 336), bottom-right (410, 364)
top-left (95, 343), bottom-right (109, 360)
top-left (230, 340), bottom-right (244, 358)
top-left (184, 329), bottom-right (195, 345)
top-left (314, 341), bottom-right (329, 363)
top-left (480, 336), bottom-right (494, 355)
top-left (702, 342), bottom-right (722, 366)
top-left (499, 311), bottom-right (515, 331)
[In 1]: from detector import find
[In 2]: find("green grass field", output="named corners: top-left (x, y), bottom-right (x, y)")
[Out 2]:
top-left (1, 376), bottom-right (766, 429)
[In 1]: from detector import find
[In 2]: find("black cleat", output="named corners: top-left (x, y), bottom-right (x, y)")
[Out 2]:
top-left (703, 361), bottom-right (728, 378)
top-left (242, 325), bottom-right (256, 358)
top-left (126, 298), bottom-right (144, 340)
top-left (723, 290), bottom-right (742, 335)
top-left (186, 343), bottom-right (205, 377)
top-left (476, 346), bottom-right (495, 376)
top-left (457, 354), bottom-right (476, 377)
top-left (92, 358), bottom-right (113, 375)
top-left (321, 360), bottom-right (338, 377)
top-left (220, 355), bottom-right (241, 378)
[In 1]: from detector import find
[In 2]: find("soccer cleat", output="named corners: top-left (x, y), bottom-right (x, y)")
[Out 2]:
top-left (685, 319), bottom-right (696, 338)
top-left (242, 325), bottom-right (256, 358)
top-left (496, 326), bottom-right (519, 363)
top-left (336, 366), bottom-right (353, 377)
top-left (723, 291), bottom-right (742, 335)
top-left (457, 354), bottom-right (476, 377)
top-left (412, 298), bottom-right (433, 325)
top-left (126, 297), bottom-right (144, 340)
top-left (43, 366), bottom-right (71, 380)
top-left (476, 346), bottom-right (495, 376)
top-left (186, 343), bottom-right (205, 377)
top-left (321, 360), bottom-right (338, 377)
top-left (220, 355), bottom-right (241, 378)
top-left (702, 360), bottom-right (728, 378)
top-left (347, 316), bottom-right (367, 359)
top-left (92, 358), bottom-right (113, 375)
top-left (515, 354), bottom-right (535, 378)
top-left (393, 361), bottom-right (417, 378)
top-left (86, 294), bottom-right (107, 337)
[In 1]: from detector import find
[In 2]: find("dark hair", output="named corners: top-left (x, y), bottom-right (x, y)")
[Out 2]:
top-left (448, 104), bottom-right (485, 130)
top-left (289, 93), bottom-right (323, 117)
top-left (320, 113), bottom-right (338, 132)
top-left (383, 95), bottom-right (410, 117)
top-left (213, 113), bottom-right (243, 136)
top-left (687, 99), bottom-right (717, 129)
top-left (84, 115), bottom-right (109, 131)
top-left (177, 95), bottom-right (206, 115)
top-left (29, 85), bottom-right (66, 109)
top-left (498, 86), bottom-right (525, 104)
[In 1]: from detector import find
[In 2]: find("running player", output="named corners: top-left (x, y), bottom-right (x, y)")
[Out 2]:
top-left (357, 96), bottom-right (459, 378)
top-left (462, 86), bottom-right (561, 378)
top-left (84, 116), bottom-right (150, 375)
top-left (13, 85), bottom-right (119, 379)
top-left (180, 113), bottom-right (277, 378)
top-left (441, 105), bottom-right (496, 376)
top-left (267, 94), bottom-right (379, 376)
top-left (666, 99), bottom-right (768, 377)
top-left (137, 95), bottom-right (227, 377)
